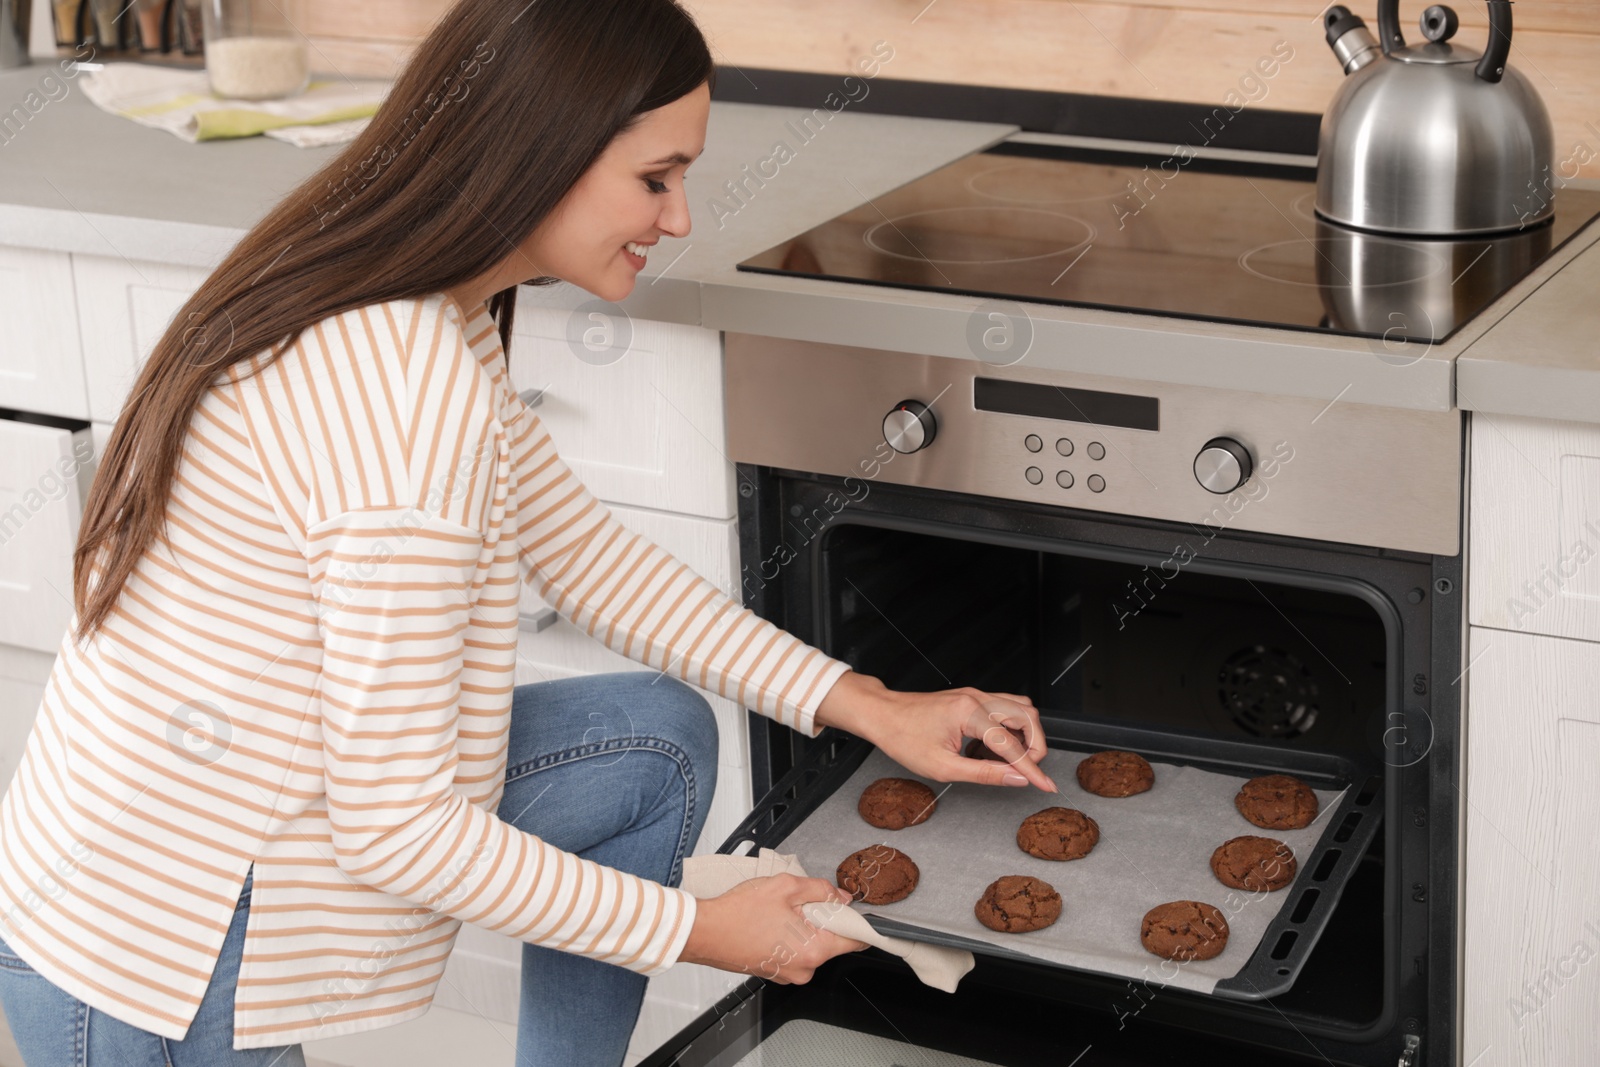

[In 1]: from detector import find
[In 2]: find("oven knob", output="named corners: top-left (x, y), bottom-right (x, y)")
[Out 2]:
top-left (1193, 437), bottom-right (1253, 494)
top-left (883, 400), bottom-right (937, 454)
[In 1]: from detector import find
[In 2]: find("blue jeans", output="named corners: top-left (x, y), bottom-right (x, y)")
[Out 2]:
top-left (0, 672), bottom-right (720, 1067)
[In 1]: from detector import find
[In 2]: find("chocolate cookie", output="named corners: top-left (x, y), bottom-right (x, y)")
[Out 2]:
top-left (974, 875), bottom-right (1062, 933)
top-left (1140, 900), bottom-right (1231, 961)
top-left (1076, 750), bottom-right (1155, 798)
top-left (1234, 774), bottom-right (1319, 830)
top-left (836, 846), bottom-right (920, 904)
top-left (858, 777), bottom-right (938, 830)
top-left (1210, 836), bottom-right (1297, 892)
top-left (1016, 807), bottom-right (1100, 861)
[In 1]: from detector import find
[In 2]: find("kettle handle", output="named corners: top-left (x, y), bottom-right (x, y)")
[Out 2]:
top-left (1476, 0), bottom-right (1512, 84)
top-left (1376, 0), bottom-right (1405, 54)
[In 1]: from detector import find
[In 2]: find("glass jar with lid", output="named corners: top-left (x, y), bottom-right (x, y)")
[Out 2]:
top-left (201, 0), bottom-right (309, 101)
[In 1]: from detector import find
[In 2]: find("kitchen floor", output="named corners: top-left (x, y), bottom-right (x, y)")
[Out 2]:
top-left (0, 995), bottom-right (695, 1065)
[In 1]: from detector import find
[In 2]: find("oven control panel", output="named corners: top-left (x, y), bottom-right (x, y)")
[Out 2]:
top-left (725, 334), bottom-right (1462, 556)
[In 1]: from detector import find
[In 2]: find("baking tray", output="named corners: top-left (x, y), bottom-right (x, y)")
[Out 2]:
top-left (717, 718), bottom-right (1383, 1001)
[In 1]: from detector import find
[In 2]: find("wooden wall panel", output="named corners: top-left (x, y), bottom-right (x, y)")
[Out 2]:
top-left (284, 0), bottom-right (439, 43)
top-left (304, 36), bottom-right (415, 81)
top-left (291, 0), bottom-right (1600, 177)
top-left (1038, 0), bottom-right (1599, 34)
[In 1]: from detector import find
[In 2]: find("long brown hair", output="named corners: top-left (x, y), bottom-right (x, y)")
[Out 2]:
top-left (73, 0), bottom-right (714, 640)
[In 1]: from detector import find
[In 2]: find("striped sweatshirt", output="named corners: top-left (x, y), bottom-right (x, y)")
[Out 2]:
top-left (0, 292), bottom-right (853, 1048)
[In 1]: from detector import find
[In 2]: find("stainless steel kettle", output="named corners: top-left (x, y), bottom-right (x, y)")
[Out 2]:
top-left (1317, 1), bottom-right (1553, 236)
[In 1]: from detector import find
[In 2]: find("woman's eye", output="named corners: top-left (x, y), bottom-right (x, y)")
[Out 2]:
top-left (645, 177), bottom-right (669, 194)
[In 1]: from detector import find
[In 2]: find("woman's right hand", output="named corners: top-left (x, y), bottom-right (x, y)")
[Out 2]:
top-left (678, 873), bottom-right (869, 983)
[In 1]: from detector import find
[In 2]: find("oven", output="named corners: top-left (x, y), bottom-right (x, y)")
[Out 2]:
top-left (636, 332), bottom-right (1462, 1067)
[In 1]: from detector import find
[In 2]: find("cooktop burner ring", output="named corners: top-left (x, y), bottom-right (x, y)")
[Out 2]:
top-left (963, 163), bottom-right (1127, 206)
top-left (1237, 236), bottom-right (1448, 290)
top-left (863, 206), bottom-right (1097, 266)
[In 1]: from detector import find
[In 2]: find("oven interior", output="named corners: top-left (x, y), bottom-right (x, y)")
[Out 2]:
top-left (819, 522), bottom-right (1387, 764)
top-left (813, 523), bottom-right (1389, 1024)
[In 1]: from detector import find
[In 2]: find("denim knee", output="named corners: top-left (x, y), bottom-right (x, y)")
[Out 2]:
top-left (629, 673), bottom-right (720, 779)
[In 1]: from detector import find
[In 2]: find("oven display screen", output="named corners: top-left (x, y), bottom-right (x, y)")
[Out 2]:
top-left (973, 377), bottom-right (1159, 431)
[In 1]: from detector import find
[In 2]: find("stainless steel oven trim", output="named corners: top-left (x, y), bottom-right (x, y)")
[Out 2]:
top-left (724, 333), bottom-right (1463, 556)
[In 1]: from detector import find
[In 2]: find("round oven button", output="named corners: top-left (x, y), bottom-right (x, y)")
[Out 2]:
top-left (1087, 474), bottom-right (1105, 493)
top-left (1087, 441), bottom-right (1106, 461)
top-left (1056, 470), bottom-right (1074, 489)
top-left (1024, 434), bottom-right (1043, 452)
top-left (883, 400), bottom-right (937, 454)
top-left (1193, 437), bottom-right (1254, 494)
top-left (1055, 438), bottom-right (1074, 457)
top-left (1025, 466), bottom-right (1043, 485)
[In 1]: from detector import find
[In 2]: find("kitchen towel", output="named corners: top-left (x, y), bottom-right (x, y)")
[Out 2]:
top-left (80, 63), bottom-right (388, 145)
top-left (678, 848), bottom-right (975, 993)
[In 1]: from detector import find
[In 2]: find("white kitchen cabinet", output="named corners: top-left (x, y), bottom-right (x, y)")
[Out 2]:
top-left (0, 246), bottom-right (88, 420)
top-left (1462, 626), bottom-right (1600, 1066)
top-left (1468, 413), bottom-right (1600, 643)
top-left (507, 310), bottom-right (737, 521)
top-left (72, 255), bottom-right (210, 423)
top-left (0, 415), bottom-right (95, 653)
top-left (0, 425), bottom-right (105, 794)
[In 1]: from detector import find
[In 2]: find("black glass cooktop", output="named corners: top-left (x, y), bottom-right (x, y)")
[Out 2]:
top-left (737, 142), bottom-right (1600, 344)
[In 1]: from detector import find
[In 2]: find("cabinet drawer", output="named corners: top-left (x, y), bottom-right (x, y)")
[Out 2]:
top-left (0, 415), bottom-right (96, 653)
top-left (507, 307), bottom-right (736, 521)
top-left (73, 255), bottom-right (209, 423)
top-left (1469, 414), bottom-right (1600, 642)
top-left (0, 247), bottom-right (87, 419)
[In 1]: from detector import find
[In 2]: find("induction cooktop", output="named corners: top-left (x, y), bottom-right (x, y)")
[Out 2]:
top-left (736, 141), bottom-right (1600, 344)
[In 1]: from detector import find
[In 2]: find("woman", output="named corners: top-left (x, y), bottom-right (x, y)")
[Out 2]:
top-left (0, 0), bottom-right (1053, 1063)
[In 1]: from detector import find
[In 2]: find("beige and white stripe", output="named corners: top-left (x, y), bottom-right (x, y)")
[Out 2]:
top-left (0, 292), bottom-right (852, 1046)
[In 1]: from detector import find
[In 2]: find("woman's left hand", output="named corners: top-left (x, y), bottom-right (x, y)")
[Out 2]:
top-left (814, 671), bottom-right (1056, 792)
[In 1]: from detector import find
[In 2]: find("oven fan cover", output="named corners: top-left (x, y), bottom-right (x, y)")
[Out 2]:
top-left (1217, 644), bottom-right (1321, 739)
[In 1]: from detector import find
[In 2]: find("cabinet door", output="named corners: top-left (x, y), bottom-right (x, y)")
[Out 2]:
top-left (0, 247), bottom-right (88, 419)
top-left (507, 309), bottom-right (737, 520)
top-left (0, 417), bottom-right (95, 653)
top-left (1469, 414), bottom-right (1600, 642)
top-left (72, 255), bottom-right (209, 423)
top-left (1462, 626), bottom-right (1600, 1065)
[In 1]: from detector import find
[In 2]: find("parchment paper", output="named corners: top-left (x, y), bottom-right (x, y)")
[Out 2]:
top-left (773, 746), bottom-right (1346, 995)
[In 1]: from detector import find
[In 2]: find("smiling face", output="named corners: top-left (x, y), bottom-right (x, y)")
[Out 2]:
top-left (514, 81), bottom-right (709, 302)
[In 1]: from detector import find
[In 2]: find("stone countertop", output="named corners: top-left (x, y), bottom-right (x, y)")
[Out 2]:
top-left (1457, 237), bottom-right (1600, 425)
top-left (2, 65), bottom-right (1595, 418)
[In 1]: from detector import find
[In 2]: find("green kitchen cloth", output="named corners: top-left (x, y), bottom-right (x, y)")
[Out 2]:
top-left (80, 62), bottom-right (389, 146)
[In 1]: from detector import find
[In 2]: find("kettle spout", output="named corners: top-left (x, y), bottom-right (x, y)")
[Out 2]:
top-left (1323, 5), bottom-right (1382, 74)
